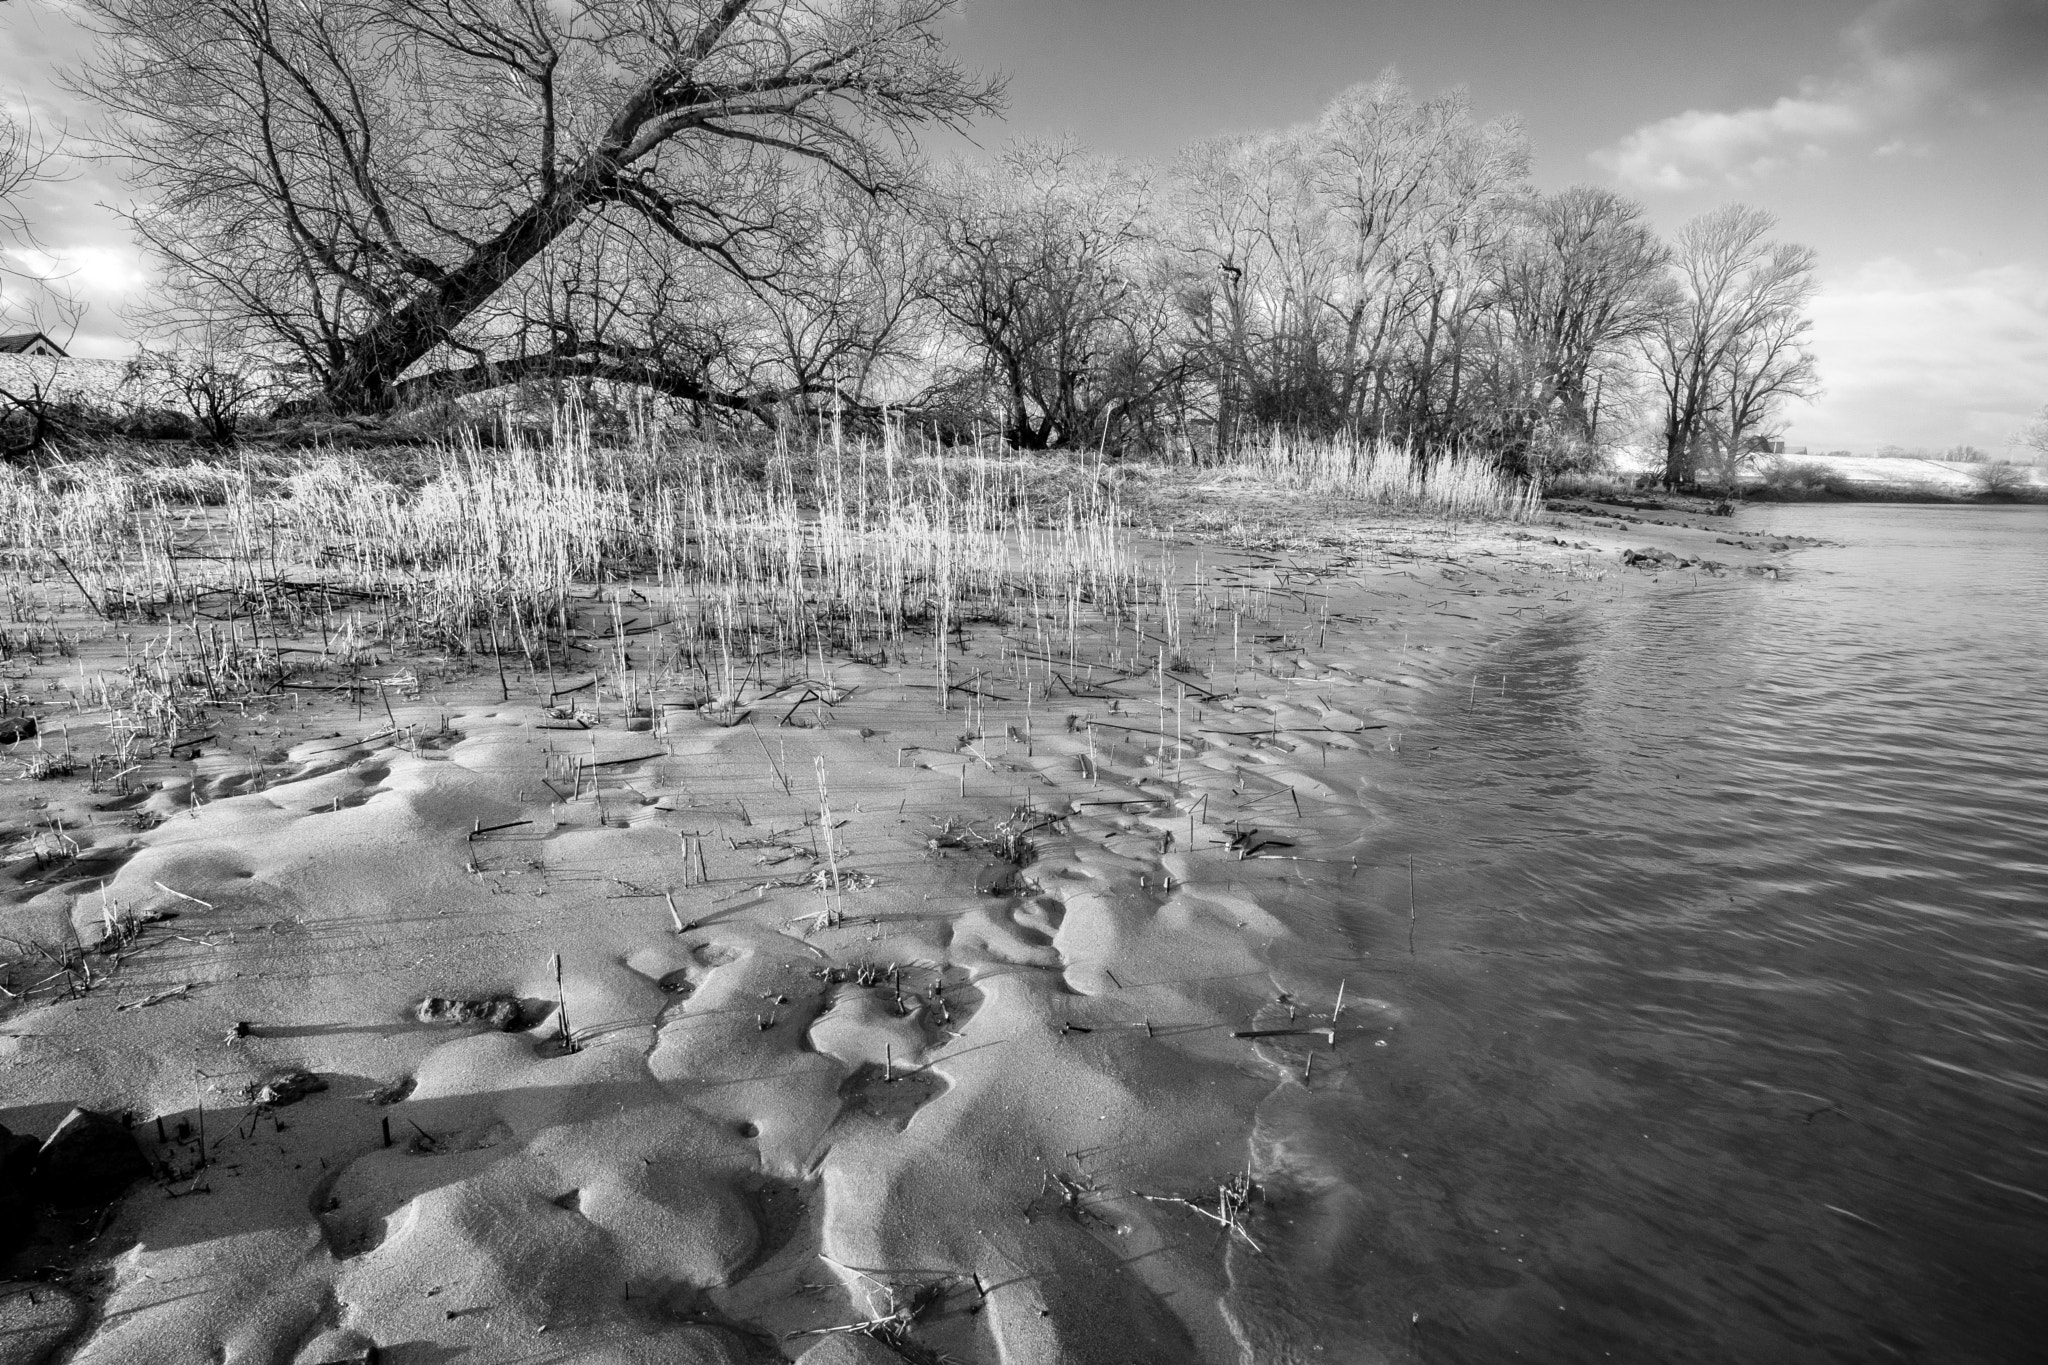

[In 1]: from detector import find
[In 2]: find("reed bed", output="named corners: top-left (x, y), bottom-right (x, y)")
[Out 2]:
top-left (0, 426), bottom-right (1145, 729)
top-left (0, 423), bottom-right (1538, 740)
top-left (1218, 434), bottom-right (1542, 520)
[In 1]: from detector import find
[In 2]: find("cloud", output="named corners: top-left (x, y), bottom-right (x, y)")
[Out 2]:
top-left (1595, 0), bottom-right (2048, 190)
top-left (1791, 258), bottom-right (2048, 452)
top-left (1598, 94), bottom-right (1866, 191)
top-left (1, 5), bottom-right (153, 355)
top-left (0, 161), bottom-right (151, 356)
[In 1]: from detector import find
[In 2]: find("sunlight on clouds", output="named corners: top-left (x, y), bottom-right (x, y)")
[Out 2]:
top-left (1595, 95), bottom-right (1865, 191)
top-left (2, 243), bottom-right (152, 356)
top-left (1794, 259), bottom-right (2048, 451)
top-left (5, 245), bottom-right (148, 296)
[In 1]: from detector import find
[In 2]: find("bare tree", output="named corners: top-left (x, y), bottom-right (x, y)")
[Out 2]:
top-left (1707, 302), bottom-right (1819, 483)
top-left (1388, 102), bottom-right (1528, 451)
top-left (1312, 73), bottom-right (1459, 437)
top-left (1167, 129), bottom-right (1337, 449)
top-left (2019, 405), bottom-right (2048, 463)
top-left (1166, 74), bottom-right (1539, 455)
top-left (81, 0), bottom-right (998, 412)
top-left (0, 99), bottom-right (91, 458)
top-left (126, 319), bottom-right (285, 444)
top-left (1489, 185), bottom-right (1670, 467)
top-left (732, 171), bottom-right (941, 418)
top-left (0, 102), bottom-right (46, 313)
top-left (1646, 205), bottom-right (1817, 488)
top-left (926, 140), bottom-right (1166, 450)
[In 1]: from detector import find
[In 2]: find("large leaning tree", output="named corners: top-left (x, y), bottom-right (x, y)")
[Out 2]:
top-left (78, 0), bottom-right (998, 415)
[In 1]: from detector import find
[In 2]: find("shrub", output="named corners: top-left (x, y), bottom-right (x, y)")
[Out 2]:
top-left (1973, 461), bottom-right (2030, 496)
top-left (1757, 457), bottom-right (1855, 498)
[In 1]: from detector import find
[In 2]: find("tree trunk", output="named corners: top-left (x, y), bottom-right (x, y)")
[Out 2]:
top-left (326, 174), bottom-right (609, 409)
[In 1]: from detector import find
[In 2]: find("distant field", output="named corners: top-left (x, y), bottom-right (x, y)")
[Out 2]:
top-left (1779, 453), bottom-right (2045, 493)
top-left (1610, 447), bottom-right (2045, 495)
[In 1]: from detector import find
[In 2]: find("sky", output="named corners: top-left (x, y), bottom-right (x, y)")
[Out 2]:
top-left (3, 0), bottom-right (2045, 452)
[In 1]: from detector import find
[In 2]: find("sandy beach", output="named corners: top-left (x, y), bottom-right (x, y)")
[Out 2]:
top-left (0, 479), bottom-right (1796, 1365)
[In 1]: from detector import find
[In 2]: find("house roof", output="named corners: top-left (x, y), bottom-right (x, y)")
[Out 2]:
top-left (0, 332), bottom-right (67, 356)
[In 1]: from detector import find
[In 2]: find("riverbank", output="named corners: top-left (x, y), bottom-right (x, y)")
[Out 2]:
top-left (1582, 449), bottom-right (2048, 503)
top-left (0, 477), bottom-right (1796, 1365)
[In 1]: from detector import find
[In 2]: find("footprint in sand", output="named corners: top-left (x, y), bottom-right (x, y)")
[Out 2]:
top-left (649, 941), bottom-right (746, 1015)
top-left (308, 1124), bottom-right (512, 1261)
top-left (835, 1061), bottom-right (948, 1130)
top-left (1012, 895), bottom-right (1066, 947)
top-left (21, 841), bottom-right (138, 900)
top-left (630, 941), bottom-right (744, 1007)
top-left (693, 943), bottom-right (743, 969)
top-left (943, 893), bottom-right (1071, 974)
top-left (915, 965), bottom-right (984, 1045)
top-left (325, 763), bottom-right (391, 810)
top-left (258, 759), bottom-right (392, 815)
top-left (410, 725), bottom-right (465, 753)
top-left (805, 973), bottom-right (970, 1129)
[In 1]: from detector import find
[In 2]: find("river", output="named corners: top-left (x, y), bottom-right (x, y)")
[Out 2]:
top-left (1233, 503), bottom-right (2048, 1364)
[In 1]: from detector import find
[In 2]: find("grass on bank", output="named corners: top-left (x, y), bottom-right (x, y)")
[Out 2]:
top-left (0, 427), bottom-right (1539, 740)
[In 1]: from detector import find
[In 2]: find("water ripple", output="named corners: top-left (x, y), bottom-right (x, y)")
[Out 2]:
top-left (1279, 504), bottom-right (2048, 1364)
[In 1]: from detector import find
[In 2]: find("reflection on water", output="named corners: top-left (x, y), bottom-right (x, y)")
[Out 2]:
top-left (1247, 505), bottom-right (2048, 1363)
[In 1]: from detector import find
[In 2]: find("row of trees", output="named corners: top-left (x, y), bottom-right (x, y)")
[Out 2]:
top-left (7, 0), bottom-right (1821, 483)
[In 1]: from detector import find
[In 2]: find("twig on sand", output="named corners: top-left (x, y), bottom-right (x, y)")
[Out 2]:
top-left (153, 882), bottom-right (215, 912)
top-left (789, 1258), bottom-right (952, 1348)
top-left (116, 984), bottom-right (192, 1011)
top-left (752, 724), bottom-right (790, 795)
top-left (1232, 1027), bottom-right (1336, 1043)
top-left (1136, 1165), bottom-right (1262, 1252)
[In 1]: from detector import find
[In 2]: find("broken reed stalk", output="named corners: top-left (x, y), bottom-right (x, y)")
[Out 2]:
top-left (1407, 856), bottom-right (1417, 957)
top-left (551, 953), bottom-right (575, 1051)
top-left (192, 1069), bottom-right (207, 1170)
top-left (814, 757), bottom-right (843, 929)
top-left (154, 881), bottom-right (215, 912)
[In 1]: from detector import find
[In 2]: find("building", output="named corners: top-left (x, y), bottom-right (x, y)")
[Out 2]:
top-left (0, 332), bottom-right (68, 358)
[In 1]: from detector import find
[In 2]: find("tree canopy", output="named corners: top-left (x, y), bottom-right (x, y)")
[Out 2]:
top-left (45, 27), bottom-right (1829, 478)
top-left (80, 0), bottom-right (998, 410)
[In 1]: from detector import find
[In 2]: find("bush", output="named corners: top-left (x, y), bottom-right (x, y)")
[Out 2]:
top-left (1757, 457), bottom-right (1856, 498)
top-left (118, 408), bottom-right (200, 442)
top-left (1543, 469), bottom-right (1630, 499)
top-left (1519, 425), bottom-right (1621, 486)
top-left (1973, 461), bottom-right (2030, 496)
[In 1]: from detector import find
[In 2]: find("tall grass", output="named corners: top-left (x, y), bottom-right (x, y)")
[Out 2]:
top-left (0, 423), bottom-right (1541, 735)
top-left (0, 425), bottom-right (1143, 721)
top-left (1217, 434), bottom-right (1541, 520)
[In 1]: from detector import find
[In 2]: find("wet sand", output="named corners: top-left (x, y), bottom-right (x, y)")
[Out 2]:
top-left (0, 489), bottom-right (1790, 1364)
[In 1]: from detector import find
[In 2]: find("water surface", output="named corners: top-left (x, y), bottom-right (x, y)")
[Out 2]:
top-left (1244, 504), bottom-right (2048, 1363)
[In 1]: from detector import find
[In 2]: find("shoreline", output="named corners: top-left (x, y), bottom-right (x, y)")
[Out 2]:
top-left (0, 489), bottom-right (1797, 1364)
